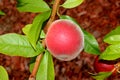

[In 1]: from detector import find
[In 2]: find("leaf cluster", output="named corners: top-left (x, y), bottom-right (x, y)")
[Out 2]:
top-left (0, 0), bottom-right (101, 80)
top-left (100, 26), bottom-right (120, 60)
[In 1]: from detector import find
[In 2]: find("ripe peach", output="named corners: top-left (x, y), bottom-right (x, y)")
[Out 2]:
top-left (45, 19), bottom-right (84, 61)
top-left (94, 56), bottom-right (116, 75)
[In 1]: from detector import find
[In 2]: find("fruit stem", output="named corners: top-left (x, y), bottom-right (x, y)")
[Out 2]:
top-left (44, 0), bottom-right (61, 33)
top-left (28, 0), bottom-right (61, 80)
top-left (111, 66), bottom-right (116, 73)
top-left (114, 62), bottom-right (120, 73)
top-left (29, 53), bottom-right (43, 80)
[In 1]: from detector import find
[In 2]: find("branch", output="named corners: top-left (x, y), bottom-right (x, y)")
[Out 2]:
top-left (29, 53), bottom-right (43, 80)
top-left (44, 0), bottom-right (61, 33)
top-left (29, 0), bottom-right (61, 80)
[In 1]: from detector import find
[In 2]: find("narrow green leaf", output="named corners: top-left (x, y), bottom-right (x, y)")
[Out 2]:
top-left (29, 62), bottom-right (34, 73)
top-left (100, 44), bottom-right (120, 60)
top-left (0, 33), bottom-right (44, 57)
top-left (17, 0), bottom-right (50, 13)
top-left (104, 26), bottom-right (120, 39)
top-left (61, 0), bottom-right (84, 8)
top-left (0, 66), bottom-right (9, 80)
top-left (22, 24), bottom-right (32, 35)
top-left (60, 15), bottom-right (100, 55)
top-left (0, 10), bottom-right (5, 15)
top-left (92, 72), bottom-right (112, 80)
top-left (104, 35), bottom-right (120, 44)
top-left (28, 10), bottom-right (51, 49)
top-left (36, 50), bottom-right (54, 80)
top-left (29, 57), bottom-right (36, 73)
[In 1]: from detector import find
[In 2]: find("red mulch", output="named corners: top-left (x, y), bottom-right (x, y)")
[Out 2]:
top-left (0, 0), bottom-right (120, 80)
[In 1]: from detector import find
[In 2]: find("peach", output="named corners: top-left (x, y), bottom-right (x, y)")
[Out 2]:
top-left (45, 19), bottom-right (84, 61)
top-left (94, 56), bottom-right (116, 75)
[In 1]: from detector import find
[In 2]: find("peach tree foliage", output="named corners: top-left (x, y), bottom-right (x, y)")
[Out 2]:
top-left (100, 26), bottom-right (120, 60)
top-left (92, 26), bottom-right (120, 80)
top-left (0, 0), bottom-right (106, 80)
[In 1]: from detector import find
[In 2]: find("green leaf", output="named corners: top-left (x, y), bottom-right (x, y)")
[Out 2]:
top-left (36, 50), bottom-right (55, 80)
top-left (83, 29), bottom-right (100, 55)
top-left (104, 26), bottom-right (120, 39)
top-left (104, 35), bottom-right (120, 44)
top-left (0, 66), bottom-right (9, 80)
top-left (0, 10), bottom-right (5, 15)
top-left (29, 57), bottom-right (36, 73)
top-left (28, 10), bottom-right (51, 49)
top-left (17, 0), bottom-right (50, 13)
top-left (61, 0), bottom-right (84, 8)
top-left (22, 24), bottom-right (32, 35)
top-left (29, 62), bottom-right (34, 73)
top-left (100, 44), bottom-right (120, 60)
top-left (40, 30), bottom-right (46, 38)
top-left (60, 15), bottom-right (77, 24)
top-left (0, 33), bottom-right (44, 57)
top-left (60, 15), bottom-right (100, 55)
top-left (22, 24), bottom-right (45, 39)
top-left (92, 72), bottom-right (112, 80)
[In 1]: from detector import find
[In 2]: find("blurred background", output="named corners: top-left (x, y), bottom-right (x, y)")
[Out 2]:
top-left (0, 0), bottom-right (120, 80)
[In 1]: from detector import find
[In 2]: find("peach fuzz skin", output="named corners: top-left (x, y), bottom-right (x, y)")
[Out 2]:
top-left (45, 19), bottom-right (84, 61)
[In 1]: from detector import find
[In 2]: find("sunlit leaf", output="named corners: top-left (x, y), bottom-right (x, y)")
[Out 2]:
top-left (36, 50), bottom-right (54, 80)
top-left (22, 24), bottom-right (32, 35)
top-left (0, 66), bottom-right (9, 80)
top-left (0, 33), bottom-right (44, 57)
top-left (92, 72), bottom-right (112, 80)
top-left (29, 51), bottom-right (55, 80)
top-left (40, 30), bottom-right (46, 38)
top-left (104, 35), bottom-right (120, 44)
top-left (17, 0), bottom-right (50, 13)
top-left (28, 10), bottom-right (51, 49)
top-left (60, 15), bottom-right (100, 55)
top-left (100, 44), bottom-right (120, 60)
top-left (104, 26), bottom-right (120, 39)
top-left (22, 24), bottom-right (45, 39)
top-left (61, 0), bottom-right (84, 8)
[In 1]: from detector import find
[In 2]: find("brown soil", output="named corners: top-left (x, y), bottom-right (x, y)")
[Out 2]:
top-left (0, 0), bottom-right (120, 80)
